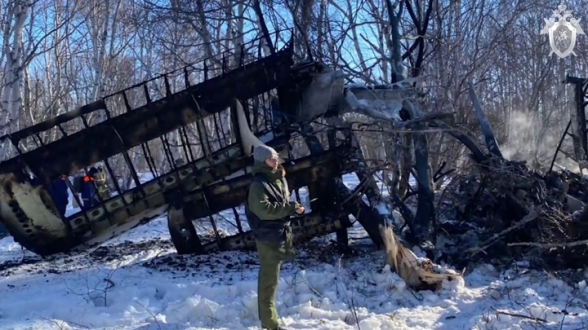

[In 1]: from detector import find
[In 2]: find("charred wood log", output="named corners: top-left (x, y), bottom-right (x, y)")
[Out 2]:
top-left (434, 147), bottom-right (588, 270)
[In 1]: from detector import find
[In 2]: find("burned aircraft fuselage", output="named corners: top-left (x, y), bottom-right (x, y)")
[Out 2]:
top-left (0, 34), bottom-right (367, 257)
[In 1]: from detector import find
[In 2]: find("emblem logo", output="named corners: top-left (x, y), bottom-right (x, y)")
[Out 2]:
top-left (541, 4), bottom-right (584, 58)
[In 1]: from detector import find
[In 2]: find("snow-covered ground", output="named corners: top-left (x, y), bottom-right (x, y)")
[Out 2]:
top-left (1, 175), bottom-right (588, 329)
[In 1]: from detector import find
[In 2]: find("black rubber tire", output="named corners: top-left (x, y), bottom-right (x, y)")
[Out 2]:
top-left (167, 207), bottom-right (202, 254)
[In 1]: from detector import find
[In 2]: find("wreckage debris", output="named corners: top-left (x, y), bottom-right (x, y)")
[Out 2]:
top-left (15, 35), bottom-right (588, 292)
top-left (381, 225), bottom-right (464, 291)
top-left (429, 79), bottom-right (588, 272)
top-left (0, 34), bottom-right (466, 291)
top-left (436, 157), bottom-right (588, 271)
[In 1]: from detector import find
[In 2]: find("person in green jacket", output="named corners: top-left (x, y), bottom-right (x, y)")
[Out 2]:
top-left (94, 165), bottom-right (110, 200)
top-left (245, 144), bottom-right (304, 330)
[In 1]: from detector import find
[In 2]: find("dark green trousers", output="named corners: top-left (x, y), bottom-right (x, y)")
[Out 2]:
top-left (256, 236), bottom-right (295, 330)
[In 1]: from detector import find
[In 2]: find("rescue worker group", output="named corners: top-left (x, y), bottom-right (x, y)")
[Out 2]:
top-left (31, 164), bottom-right (110, 217)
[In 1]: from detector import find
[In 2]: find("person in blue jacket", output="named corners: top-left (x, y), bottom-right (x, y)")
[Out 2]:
top-left (47, 175), bottom-right (69, 217)
top-left (81, 167), bottom-right (99, 210)
top-left (30, 174), bottom-right (69, 217)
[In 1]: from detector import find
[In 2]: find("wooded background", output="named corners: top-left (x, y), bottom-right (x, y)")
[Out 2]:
top-left (1, 0), bottom-right (587, 178)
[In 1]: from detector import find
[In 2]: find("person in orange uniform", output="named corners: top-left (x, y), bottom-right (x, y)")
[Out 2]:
top-left (81, 167), bottom-right (99, 210)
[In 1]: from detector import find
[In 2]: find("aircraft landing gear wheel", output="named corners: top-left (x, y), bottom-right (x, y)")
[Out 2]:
top-left (167, 206), bottom-right (202, 254)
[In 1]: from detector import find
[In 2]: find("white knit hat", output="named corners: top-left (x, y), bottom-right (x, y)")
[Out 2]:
top-left (252, 144), bottom-right (284, 164)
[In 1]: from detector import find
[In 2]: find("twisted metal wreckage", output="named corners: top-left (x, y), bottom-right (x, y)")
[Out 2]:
top-left (4, 32), bottom-right (588, 289)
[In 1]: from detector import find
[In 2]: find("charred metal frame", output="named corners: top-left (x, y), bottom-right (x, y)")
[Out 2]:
top-left (0, 29), bottom-right (400, 258)
top-left (548, 120), bottom-right (572, 174)
top-left (548, 76), bottom-right (588, 173)
top-left (0, 46), bottom-right (294, 184)
top-left (0, 31), bottom-right (298, 253)
top-left (0, 30), bottom-right (363, 257)
top-left (564, 76), bottom-right (588, 162)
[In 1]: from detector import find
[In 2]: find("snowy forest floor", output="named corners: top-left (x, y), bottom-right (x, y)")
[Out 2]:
top-left (1, 176), bottom-right (588, 329)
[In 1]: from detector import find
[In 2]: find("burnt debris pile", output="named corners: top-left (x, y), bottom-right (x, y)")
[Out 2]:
top-left (437, 156), bottom-right (588, 270)
top-left (433, 76), bottom-right (588, 271)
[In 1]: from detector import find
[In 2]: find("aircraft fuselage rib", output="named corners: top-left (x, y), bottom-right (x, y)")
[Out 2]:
top-left (0, 47), bottom-right (293, 184)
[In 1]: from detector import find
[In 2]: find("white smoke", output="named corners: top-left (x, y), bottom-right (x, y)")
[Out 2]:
top-left (501, 110), bottom-right (579, 173)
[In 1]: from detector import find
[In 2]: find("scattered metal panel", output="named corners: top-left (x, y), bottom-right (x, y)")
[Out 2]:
top-left (0, 173), bottom-right (70, 255)
top-left (0, 30), bottom-right (291, 153)
top-left (0, 132), bottom-right (255, 254)
top-left (0, 100), bottom-right (107, 147)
